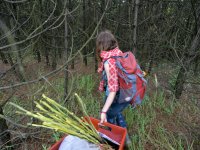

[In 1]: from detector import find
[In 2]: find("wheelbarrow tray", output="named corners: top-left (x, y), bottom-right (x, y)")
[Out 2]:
top-left (49, 117), bottom-right (127, 150)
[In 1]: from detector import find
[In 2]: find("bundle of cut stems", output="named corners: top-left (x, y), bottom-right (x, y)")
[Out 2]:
top-left (9, 93), bottom-right (111, 149)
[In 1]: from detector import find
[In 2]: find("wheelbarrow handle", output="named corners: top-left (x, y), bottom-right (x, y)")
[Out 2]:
top-left (98, 123), bottom-right (112, 131)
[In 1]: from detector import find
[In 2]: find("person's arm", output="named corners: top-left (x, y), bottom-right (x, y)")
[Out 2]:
top-left (100, 62), bottom-right (117, 123)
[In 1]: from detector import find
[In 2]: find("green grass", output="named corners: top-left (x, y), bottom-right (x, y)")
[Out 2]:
top-left (68, 74), bottom-right (198, 150)
top-left (2, 73), bottom-right (199, 150)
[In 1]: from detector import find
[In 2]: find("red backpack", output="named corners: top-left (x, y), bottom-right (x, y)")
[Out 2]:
top-left (107, 51), bottom-right (147, 108)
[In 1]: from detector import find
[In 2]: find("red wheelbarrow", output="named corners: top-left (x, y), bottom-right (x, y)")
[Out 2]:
top-left (49, 117), bottom-right (127, 150)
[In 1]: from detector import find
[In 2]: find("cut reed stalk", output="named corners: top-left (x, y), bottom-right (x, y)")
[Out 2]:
top-left (9, 93), bottom-right (108, 147)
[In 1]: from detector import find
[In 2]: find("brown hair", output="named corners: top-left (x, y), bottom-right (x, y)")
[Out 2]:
top-left (96, 30), bottom-right (118, 61)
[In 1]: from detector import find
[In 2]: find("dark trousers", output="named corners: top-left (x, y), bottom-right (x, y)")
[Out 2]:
top-left (106, 101), bottom-right (129, 128)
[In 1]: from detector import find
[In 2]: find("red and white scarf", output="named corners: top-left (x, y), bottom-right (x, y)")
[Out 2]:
top-left (98, 47), bottom-right (123, 92)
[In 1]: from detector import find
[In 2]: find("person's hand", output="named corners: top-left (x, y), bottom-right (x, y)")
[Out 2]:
top-left (100, 112), bottom-right (107, 123)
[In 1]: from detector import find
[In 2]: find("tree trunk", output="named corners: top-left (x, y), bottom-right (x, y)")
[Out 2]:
top-left (7, 53), bottom-right (14, 66)
top-left (58, 47), bottom-right (62, 59)
top-left (101, 0), bottom-right (106, 29)
top-left (36, 49), bottom-right (41, 63)
top-left (51, 50), bottom-right (57, 70)
top-left (34, 43), bottom-right (41, 63)
top-left (94, 1), bottom-right (98, 72)
top-left (194, 55), bottom-right (199, 75)
top-left (51, 33), bottom-right (57, 70)
top-left (83, 0), bottom-right (87, 66)
top-left (128, 0), bottom-right (133, 50)
top-left (174, 27), bottom-right (200, 99)
top-left (64, 3), bottom-right (68, 101)
top-left (0, 51), bottom-right (8, 64)
top-left (45, 47), bottom-right (50, 66)
top-left (0, 106), bottom-right (12, 149)
top-left (69, 0), bottom-right (75, 70)
top-left (133, 0), bottom-right (140, 53)
top-left (0, 16), bottom-right (25, 81)
top-left (147, 53), bottom-right (155, 75)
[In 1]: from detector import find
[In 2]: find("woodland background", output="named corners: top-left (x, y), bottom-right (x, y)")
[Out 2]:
top-left (0, 0), bottom-right (200, 150)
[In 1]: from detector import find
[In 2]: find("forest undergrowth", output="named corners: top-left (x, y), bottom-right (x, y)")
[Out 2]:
top-left (1, 59), bottom-right (200, 150)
